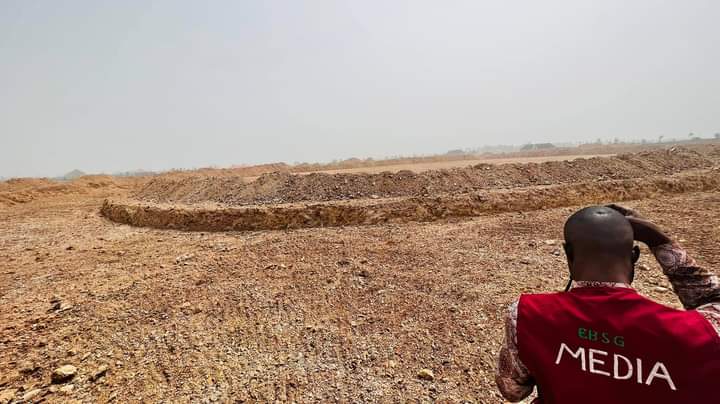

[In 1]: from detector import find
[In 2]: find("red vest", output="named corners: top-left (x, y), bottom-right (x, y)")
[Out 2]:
top-left (517, 287), bottom-right (720, 403)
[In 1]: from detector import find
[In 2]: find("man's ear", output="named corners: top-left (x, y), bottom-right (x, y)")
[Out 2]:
top-left (629, 245), bottom-right (640, 284)
top-left (631, 245), bottom-right (640, 265)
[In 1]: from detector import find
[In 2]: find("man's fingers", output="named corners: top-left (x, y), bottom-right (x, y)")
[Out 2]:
top-left (606, 204), bottom-right (641, 218)
top-left (626, 217), bottom-right (652, 231)
top-left (606, 206), bottom-right (670, 246)
top-left (626, 216), bottom-right (654, 227)
top-left (606, 204), bottom-right (630, 215)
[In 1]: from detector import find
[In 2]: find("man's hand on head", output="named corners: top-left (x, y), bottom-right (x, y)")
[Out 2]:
top-left (606, 204), bottom-right (672, 248)
top-left (606, 204), bottom-right (643, 219)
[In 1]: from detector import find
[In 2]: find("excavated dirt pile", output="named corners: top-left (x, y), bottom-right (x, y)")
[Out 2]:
top-left (0, 176), bottom-right (136, 208)
top-left (133, 147), bottom-right (719, 206)
top-left (102, 171), bottom-right (720, 232)
top-left (102, 147), bottom-right (720, 232)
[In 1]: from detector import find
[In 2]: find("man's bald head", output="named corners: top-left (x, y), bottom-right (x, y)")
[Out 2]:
top-left (563, 206), bottom-right (636, 282)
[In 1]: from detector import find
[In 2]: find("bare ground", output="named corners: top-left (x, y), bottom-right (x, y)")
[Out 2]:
top-left (2, 189), bottom-right (720, 403)
top-left (3, 146), bottom-right (720, 403)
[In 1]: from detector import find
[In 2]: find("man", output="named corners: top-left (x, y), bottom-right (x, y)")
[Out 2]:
top-left (496, 205), bottom-right (720, 403)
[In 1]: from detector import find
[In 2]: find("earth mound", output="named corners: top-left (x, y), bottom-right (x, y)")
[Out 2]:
top-left (102, 147), bottom-right (720, 232)
top-left (133, 147), bottom-right (718, 207)
top-left (0, 176), bottom-right (139, 208)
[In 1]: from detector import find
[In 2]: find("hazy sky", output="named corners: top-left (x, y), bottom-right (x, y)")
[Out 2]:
top-left (1, 1), bottom-right (719, 178)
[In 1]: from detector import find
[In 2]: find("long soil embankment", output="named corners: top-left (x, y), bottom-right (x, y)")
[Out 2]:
top-left (132, 147), bottom-right (719, 206)
top-left (102, 147), bottom-right (720, 231)
top-left (102, 169), bottom-right (720, 232)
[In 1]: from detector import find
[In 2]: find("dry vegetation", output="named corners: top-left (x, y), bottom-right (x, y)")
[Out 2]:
top-left (2, 144), bottom-right (720, 403)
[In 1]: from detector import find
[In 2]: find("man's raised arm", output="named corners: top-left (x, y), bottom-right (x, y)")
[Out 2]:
top-left (652, 242), bottom-right (720, 333)
top-left (609, 204), bottom-right (720, 333)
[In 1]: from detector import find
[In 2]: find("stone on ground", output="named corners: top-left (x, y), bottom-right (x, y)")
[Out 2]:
top-left (51, 365), bottom-right (78, 384)
top-left (417, 368), bottom-right (435, 381)
top-left (22, 389), bottom-right (43, 401)
top-left (0, 389), bottom-right (17, 404)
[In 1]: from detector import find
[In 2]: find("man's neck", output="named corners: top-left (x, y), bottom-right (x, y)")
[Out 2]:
top-left (571, 263), bottom-right (632, 285)
top-left (572, 275), bottom-right (632, 284)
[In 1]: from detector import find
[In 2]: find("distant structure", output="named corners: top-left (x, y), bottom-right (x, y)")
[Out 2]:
top-left (61, 169), bottom-right (86, 181)
top-left (445, 149), bottom-right (466, 156)
top-left (520, 143), bottom-right (556, 151)
top-left (113, 169), bottom-right (158, 177)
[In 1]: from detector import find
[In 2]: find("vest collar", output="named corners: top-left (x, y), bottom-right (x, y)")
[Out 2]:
top-left (570, 280), bottom-right (633, 290)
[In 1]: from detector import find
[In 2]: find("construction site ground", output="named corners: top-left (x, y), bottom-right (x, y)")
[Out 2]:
top-left (1, 145), bottom-right (720, 403)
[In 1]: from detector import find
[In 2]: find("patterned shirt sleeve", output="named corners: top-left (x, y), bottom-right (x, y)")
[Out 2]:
top-left (496, 300), bottom-right (535, 402)
top-left (652, 242), bottom-right (720, 334)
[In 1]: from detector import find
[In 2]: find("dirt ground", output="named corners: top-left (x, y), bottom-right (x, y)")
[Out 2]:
top-left (2, 148), bottom-right (720, 403)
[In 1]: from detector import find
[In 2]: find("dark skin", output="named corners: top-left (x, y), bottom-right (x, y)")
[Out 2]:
top-left (563, 205), bottom-right (671, 286)
top-left (605, 204), bottom-right (672, 248)
top-left (564, 206), bottom-right (636, 285)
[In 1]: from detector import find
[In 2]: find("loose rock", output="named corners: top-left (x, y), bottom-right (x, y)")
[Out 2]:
top-left (22, 389), bottom-right (42, 401)
top-left (51, 365), bottom-right (77, 384)
top-left (417, 368), bottom-right (435, 381)
top-left (90, 365), bottom-right (109, 381)
top-left (175, 253), bottom-right (195, 264)
top-left (0, 371), bottom-right (19, 387)
top-left (19, 361), bottom-right (38, 374)
top-left (0, 389), bottom-right (17, 404)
